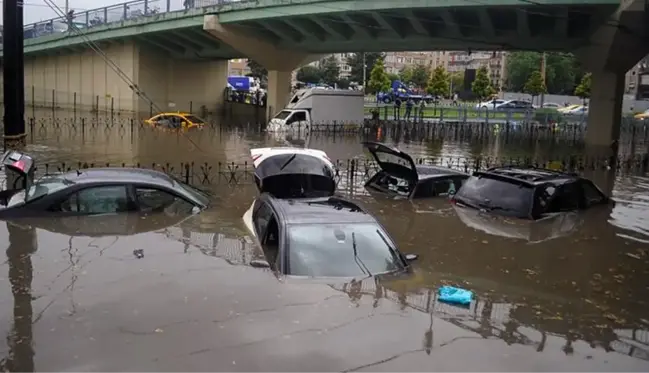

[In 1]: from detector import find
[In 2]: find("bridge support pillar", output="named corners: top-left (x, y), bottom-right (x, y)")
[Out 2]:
top-left (577, 0), bottom-right (649, 154)
top-left (203, 15), bottom-right (322, 121)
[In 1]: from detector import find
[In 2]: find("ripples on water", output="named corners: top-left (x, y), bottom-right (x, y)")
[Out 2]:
top-left (0, 123), bottom-right (647, 370)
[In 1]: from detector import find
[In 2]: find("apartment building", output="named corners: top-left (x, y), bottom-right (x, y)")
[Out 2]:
top-left (383, 51), bottom-right (445, 74)
top-left (624, 56), bottom-right (648, 96)
top-left (228, 58), bottom-right (250, 76)
top-left (447, 51), bottom-right (507, 89)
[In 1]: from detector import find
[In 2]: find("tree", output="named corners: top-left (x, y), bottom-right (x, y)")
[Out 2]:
top-left (246, 60), bottom-right (267, 81)
top-left (346, 52), bottom-right (385, 85)
top-left (426, 65), bottom-right (450, 97)
top-left (505, 51), bottom-right (584, 94)
top-left (319, 56), bottom-right (340, 86)
top-left (574, 72), bottom-right (591, 104)
top-left (471, 66), bottom-right (492, 101)
top-left (367, 57), bottom-right (391, 96)
top-left (449, 72), bottom-right (464, 92)
top-left (296, 65), bottom-right (322, 84)
top-left (411, 64), bottom-right (430, 89)
top-left (387, 72), bottom-right (400, 82)
top-left (399, 67), bottom-right (413, 83)
top-left (523, 70), bottom-right (547, 101)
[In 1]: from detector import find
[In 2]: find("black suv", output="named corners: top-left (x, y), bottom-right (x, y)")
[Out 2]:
top-left (451, 166), bottom-right (609, 220)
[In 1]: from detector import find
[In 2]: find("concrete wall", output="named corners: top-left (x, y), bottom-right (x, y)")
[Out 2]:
top-left (0, 40), bottom-right (229, 116)
top-left (23, 41), bottom-right (138, 113)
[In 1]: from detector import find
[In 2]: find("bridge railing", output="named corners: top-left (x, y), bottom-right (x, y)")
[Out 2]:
top-left (22, 0), bottom-right (248, 41)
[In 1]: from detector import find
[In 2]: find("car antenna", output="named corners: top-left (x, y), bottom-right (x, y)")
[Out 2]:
top-left (351, 232), bottom-right (372, 277)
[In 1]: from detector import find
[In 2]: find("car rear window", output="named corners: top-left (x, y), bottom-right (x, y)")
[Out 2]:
top-left (455, 176), bottom-right (534, 215)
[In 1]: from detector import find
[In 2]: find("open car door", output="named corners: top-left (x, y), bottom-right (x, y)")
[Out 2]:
top-left (250, 147), bottom-right (336, 198)
top-left (362, 142), bottom-right (418, 183)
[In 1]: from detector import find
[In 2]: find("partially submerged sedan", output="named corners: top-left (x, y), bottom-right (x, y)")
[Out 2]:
top-left (242, 146), bottom-right (417, 276)
top-left (451, 166), bottom-right (609, 220)
top-left (246, 194), bottom-right (418, 277)
top-left (0, 151), bottom-right (210, 220)
top-left (362, 141), bottom-right (469, 199)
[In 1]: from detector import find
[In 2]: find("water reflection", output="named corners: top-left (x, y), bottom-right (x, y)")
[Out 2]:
top-left (0, 223), bottom-right (36, 372)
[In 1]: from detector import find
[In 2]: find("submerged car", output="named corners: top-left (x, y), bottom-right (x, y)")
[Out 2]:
top-left (451, 166), bottom-right (608, 220)
top-left (362, 142), bottom-right (469, 199)
top-left (144, 112), bottom-right (206, 130)
top-left (245, 194), bottom-right (418, 277)
top-left (0, 151), bottom-right (210, 220)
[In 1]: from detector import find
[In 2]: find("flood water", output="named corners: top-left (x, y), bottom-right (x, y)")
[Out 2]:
top-left (1, 115), bottom-right (648, 371)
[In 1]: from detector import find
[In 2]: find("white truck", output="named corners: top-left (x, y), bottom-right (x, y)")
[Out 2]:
top-left (267, 88), bottom-right (364, 132)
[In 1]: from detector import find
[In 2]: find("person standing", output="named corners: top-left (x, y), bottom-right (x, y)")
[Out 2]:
top-left (405, 97), bottom-right (414, 121)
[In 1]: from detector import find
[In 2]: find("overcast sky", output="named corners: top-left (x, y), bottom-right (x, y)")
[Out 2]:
top-left (2, 0), bottom-right (187, 25)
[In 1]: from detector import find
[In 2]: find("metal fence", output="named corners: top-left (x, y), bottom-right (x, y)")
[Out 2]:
top-left (34, 154), bottom-right (648, 192)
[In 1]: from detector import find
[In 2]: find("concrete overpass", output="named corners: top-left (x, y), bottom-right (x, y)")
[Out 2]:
top-left (1, 0), bottom-right (647, 149)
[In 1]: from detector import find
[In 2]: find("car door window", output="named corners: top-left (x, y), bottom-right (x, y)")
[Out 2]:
top-left (537, 185), bottom-right (557, 213)
top-left (253, 202), bottom-right (272, 237)
top-left (556, 183), bottom-right (580, 211)
top-left (56, 186), bottom-right (130, 214)
top-left (135, 187), bottom-right (194, 214)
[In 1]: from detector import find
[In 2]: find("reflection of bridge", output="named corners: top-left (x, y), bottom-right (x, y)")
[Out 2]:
top-left (330, 280), bottom-right (649, 361)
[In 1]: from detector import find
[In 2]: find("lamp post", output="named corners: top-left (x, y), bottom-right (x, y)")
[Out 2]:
top-left (3, 0), bottom-right (26, 151)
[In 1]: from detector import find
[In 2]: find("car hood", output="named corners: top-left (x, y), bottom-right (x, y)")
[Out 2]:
top-left (6, 224), bottom-right (646, 371)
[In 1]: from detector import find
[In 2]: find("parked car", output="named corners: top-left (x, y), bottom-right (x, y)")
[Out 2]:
top-left (244, 194), bottom-right (418, 277)
top-left (557, 104), bottom-right (581, 113)
top-left (0, 151), bottom-right (209, 220)
top-left (495, 100), bottom-right (534, 110)
top-left (634, 109), bottom-right (649, 120)
top-left (362, 142), bottom-right (469, 199)
top-left (542, 102), bottom-right (562, 109)
top-left (565, 105), bottom-right (588, 115)
top-left (450, 166), bottom-right (608, 220)
top-left (476, 99), bottom-right (506, 109)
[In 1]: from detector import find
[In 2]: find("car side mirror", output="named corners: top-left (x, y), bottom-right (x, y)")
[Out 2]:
top-left (250, 259), bottom-right (270, 268)
top-left (405, 254), bottom-right (418, 262)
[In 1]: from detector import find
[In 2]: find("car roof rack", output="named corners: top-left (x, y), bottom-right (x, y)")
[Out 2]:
top-left (485, 165), bottom-right (575, 182)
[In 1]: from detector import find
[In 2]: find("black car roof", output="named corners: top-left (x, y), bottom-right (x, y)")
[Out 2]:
top-left (59, 167), bottom-right (177, 188)
top-left (267, 196), bottom-right (376, 225)
top-left (475, 166), bottom-right (579, 186)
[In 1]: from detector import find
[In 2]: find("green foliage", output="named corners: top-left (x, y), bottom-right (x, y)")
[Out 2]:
top-left (426, 65), bottom-right (450, 97)
top-left (319, 56), bottom-right (340, 86)
top-left (346, 52), bottom-right (385, 84)
top-left (336, 78), bottom-right (350, 89)
top-left (533, 108), bottom-right (562, 124)
top-left (387, 72), bottom-right (400, 82)
top-left (523, 70), bottom-right (547, 97)
top-left (246, 60), bottom-right (267, 81)
top-left (410, 65), bottom-right (430, 89)
top-left (505, 52), bottom-right (584, 94)
top-left (471, 67), bottom-right (492, 101)
top-left (367, 58), bottom-right (391, 95)
top-left (296, 65), bottom-right (322, 84)
top-left (574, 72), bottom-right (591, 100)
top-left (399, 67), bottom-right (413, 83)
top-left (449, 72), bottom-right (464, 92)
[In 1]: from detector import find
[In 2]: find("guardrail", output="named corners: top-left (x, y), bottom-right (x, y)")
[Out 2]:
top-left (20, 0), bottom-right (247, 41)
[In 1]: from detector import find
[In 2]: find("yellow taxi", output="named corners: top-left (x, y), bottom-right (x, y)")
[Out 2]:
top-left (634, 109), bottom-right (649, 120)
top-left (143, 112), bottom-right (206, 130)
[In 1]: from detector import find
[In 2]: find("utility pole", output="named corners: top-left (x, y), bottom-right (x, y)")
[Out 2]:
top-left (540, 52), bottom-right (547, 107)
top-left (65, 0), bottom-right (69, 14)
top-left (362, 52), bottom-right (366, 94)
top-left (3, 0), bottom-right (26, 152)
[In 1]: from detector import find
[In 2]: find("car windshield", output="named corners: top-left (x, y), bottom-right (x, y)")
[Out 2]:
top-left (455, 176), bottom-right (534, 216)
top-left (287, 223), bottom-right (406, 277)
top-left (25, 177), bottom-right (74, 202)
top-left (182, 115), bottom-right (205, 124)
top-left (274, 111), bottom-right (292, 120)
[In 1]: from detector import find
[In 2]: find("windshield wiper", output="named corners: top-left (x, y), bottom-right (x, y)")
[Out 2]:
top-left (351, 232), bottom-right (372, 277)
top-left (279, 154), bottom-right (297, 171)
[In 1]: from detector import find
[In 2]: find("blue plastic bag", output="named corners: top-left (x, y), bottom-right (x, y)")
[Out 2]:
top-left (438, 286), bottom-right (473, 306)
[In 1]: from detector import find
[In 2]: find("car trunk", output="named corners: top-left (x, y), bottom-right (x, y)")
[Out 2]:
top-left (251, 151), bottom-right (336, 198)
top-left (362, 141), bottom-right (418, 183)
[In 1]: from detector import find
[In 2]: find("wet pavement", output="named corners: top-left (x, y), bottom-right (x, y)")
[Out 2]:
top-left (0, 118), bottom-right (648, 371)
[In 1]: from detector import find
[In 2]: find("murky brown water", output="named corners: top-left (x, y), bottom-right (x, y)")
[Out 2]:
top-left (0, 117), bottom-right (648, 371)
